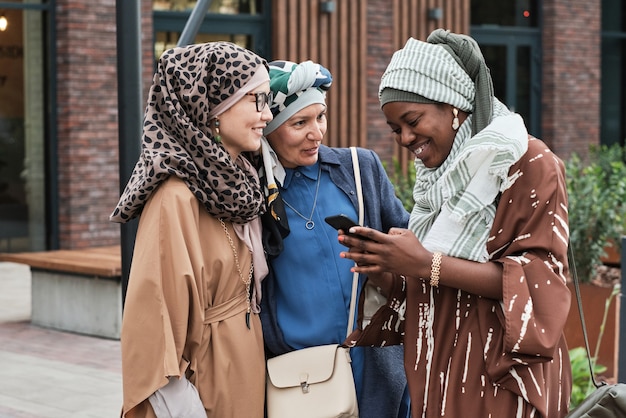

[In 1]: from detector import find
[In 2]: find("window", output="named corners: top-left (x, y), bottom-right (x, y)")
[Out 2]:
top-left (471, 0), bottom-right (542, 136)
top-left (154, 0), bottom-right (263, 14)
top-left (153, 0), bottom-right (270, 64)
top-left (601, 0), bottom-right (626, 146)
top-left (0, 3), bottom-right (49, 251)
top-left (471, 0), bottom-right (538, 27)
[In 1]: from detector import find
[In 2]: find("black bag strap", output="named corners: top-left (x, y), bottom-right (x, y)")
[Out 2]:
top-left (568, 241), bottom-right (606, 389)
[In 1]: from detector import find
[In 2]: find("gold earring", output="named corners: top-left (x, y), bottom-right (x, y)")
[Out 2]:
top-left (213, 118), bottom-right (221, 143)
top-left (452, 108), bottom-right (460, 130)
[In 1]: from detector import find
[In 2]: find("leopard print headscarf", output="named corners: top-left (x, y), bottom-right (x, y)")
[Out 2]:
top-left (110, 42), bottom-right (268, 224)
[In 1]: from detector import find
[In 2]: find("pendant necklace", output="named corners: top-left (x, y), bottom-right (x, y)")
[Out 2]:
top-left (282, 164), bottom-right (322, 230)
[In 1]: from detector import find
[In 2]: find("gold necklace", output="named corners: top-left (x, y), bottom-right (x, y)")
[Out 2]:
top-left (281, 163), bottom-right (322, 230)
top-left (220, 218), bottom-right (254, 329)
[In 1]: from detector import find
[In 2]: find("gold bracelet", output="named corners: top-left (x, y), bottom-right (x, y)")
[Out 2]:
top-left (430, 251), bottom-right (442, 287)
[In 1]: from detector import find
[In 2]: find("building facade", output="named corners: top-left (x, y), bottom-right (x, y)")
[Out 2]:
top-left (0, 0), bottom-right (623, 252)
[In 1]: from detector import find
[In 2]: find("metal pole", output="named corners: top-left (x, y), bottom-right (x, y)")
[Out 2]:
top-left (177, 0), bottom-right (213, 47)
top-left (618, 235), bottom-right (626, 382)
top-left (115, 0), bottom-right (142, 309)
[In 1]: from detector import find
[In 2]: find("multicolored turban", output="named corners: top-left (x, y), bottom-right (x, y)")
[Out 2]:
top-left (263, 60), bottom-right (332, 135)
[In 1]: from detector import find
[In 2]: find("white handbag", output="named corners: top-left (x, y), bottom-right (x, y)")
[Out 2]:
top-left (265, 147), bottom-right (364, 418)
top-left (266, 344), bottom-right (358, 418)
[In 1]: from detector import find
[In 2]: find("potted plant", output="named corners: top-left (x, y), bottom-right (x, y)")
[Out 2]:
top-left (565, 143), bottom-right (626, 281)
top-left (563, 143), bottom-right (626, 383)
top-left (568, 283), bottom-right (620, 408)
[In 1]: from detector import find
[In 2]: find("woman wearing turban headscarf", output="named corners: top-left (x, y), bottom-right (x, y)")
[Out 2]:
top-left (110, 42), bottom-right (273, 417)
top-left (339, 30), bottom-right (572, 417)
top-left (258, 60), bottom-right (412, 417)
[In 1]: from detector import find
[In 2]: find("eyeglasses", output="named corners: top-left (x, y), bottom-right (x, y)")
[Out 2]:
top-left (246, 91), bottom-right (274, 112)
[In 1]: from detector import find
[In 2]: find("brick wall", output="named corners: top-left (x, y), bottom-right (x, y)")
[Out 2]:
top-left (365, 0), bottom-right (397, 164)
top-left (55, 0), bottom-right (153, 249)
top-left (542, 0), bottom-right (601, 160)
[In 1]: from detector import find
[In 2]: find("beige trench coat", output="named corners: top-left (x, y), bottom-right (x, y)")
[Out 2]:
top-left (120, 177), bottom-right (265, 418)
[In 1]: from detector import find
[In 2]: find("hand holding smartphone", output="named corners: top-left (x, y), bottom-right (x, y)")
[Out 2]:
top-left (324, 214), bottom-right (372, 241)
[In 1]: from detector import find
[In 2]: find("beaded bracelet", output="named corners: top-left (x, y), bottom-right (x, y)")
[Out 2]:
top-left (430, 251), bottom-right (442, 287)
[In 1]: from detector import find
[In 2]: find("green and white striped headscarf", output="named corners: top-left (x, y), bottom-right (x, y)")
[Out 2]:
top-left (379, 29), bottom-right (494, 136)
top-left (264, 60), bottom-right (333, 135)
top-left (379, 30), bottom-right (528, 262)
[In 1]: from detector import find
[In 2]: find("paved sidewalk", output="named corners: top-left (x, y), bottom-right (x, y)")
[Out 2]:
top-left (0, 262), bottom-right (122, 418)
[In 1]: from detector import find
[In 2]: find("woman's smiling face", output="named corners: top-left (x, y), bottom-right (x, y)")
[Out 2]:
top-left (383, 101), bottom-right (465, 168)
top-left (265, 103), bottom-right (327, 168)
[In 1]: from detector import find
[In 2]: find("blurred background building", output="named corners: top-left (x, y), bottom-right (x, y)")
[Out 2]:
top-left (0, 0), bottom-right (623, 253)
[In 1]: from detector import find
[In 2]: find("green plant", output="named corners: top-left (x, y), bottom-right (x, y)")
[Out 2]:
top-left (569, 346), bottom-right (607, 407)
top-left (565, 144), bottom-right (626, 282)
top-left (569, 283), bottom-right (620, 408)
top-left (385, 157), bottom-right (416, 211)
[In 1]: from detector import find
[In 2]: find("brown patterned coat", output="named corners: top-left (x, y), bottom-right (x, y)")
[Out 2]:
top-left (347, 137), bottom-right (572, 417)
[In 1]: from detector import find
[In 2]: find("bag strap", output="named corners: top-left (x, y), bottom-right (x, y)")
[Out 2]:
top-left (568, 241), bottom-right (605, 389)
top-left (346, 147), bottom-right (363, 338)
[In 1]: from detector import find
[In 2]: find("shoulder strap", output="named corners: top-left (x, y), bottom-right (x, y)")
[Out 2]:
top-left (346, 147), bottom-right (363, 338)
top-left (569, 241), bottom-right (605, 388)
top-left (351, 147), bottom-right (364, 226)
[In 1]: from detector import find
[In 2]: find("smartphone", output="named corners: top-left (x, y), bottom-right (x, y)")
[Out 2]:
top-left (324, 214), bottom-right (372, 241)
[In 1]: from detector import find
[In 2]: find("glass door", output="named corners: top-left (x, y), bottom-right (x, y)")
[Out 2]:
top-left (471, 0), bottom-right (542, 137)
top-left (0, 4), bottom-right (48, 252)
top-left (470, 27), bottom-right (541, 137)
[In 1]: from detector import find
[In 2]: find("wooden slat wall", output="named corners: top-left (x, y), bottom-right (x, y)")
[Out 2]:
top-left (392, 0), bottom-right (468, 54)
top-left (270, 0), bottom-right (468, 162)
top-left (271, 0), bottom-right (367, 148)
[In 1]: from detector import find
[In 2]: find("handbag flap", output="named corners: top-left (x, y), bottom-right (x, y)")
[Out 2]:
top-left (266, 344), bottom-right (346, 389)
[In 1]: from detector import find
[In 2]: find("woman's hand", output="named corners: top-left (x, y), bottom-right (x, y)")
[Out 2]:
top-left (339, 226), bottom-right (504, 300)
top-left (339, 226), bottom-right (431, 279)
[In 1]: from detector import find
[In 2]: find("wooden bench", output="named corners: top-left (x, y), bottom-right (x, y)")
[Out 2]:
top-left (0, 246), bottom-right (122, 339)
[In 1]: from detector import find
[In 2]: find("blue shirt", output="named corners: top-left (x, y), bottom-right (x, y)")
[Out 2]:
top-left (272, 162), bottom-right (365, 395)
top-left (261, 146), bottom-right (411, 417)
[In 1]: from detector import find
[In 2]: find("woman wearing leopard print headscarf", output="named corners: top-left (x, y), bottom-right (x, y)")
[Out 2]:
top-left (110, 42), bottom-right (273, 418)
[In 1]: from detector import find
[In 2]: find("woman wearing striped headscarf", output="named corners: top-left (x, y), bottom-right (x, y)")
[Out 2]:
top-left (258, 60), bottom-right (411, 417)
top-left (111, 42), bottom-right (273, 418)
top-left (340, 30), bottom-right (572, 417)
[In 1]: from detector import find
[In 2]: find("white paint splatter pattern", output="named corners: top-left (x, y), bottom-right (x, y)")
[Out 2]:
top-left (513, 298), bottom-right (533, 352)
top-left (462, 333), bottom-right (472, 384)
top-left (510, 368), bottom-right (530, 402)
top-left (484, 327), bottom-right (494, 361)
top-left (395, 138), bottom-right (572, 416)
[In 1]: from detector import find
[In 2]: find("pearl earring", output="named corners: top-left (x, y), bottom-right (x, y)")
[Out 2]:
top-left (213, 118), bottom-right (221, 143)
top-left (452, 108), bottom-right (460, 131)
